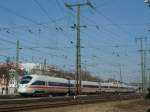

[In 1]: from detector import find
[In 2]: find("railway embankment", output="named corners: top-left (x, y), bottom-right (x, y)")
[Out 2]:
top-left (20, 99), bottom-right (150, 112)
top-left (0, 93), bottom-right (141, 112)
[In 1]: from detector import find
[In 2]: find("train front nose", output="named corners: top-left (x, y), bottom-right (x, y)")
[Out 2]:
top-left (18, 84), bottom-right (34, 96)
top-left (18, 84), bottom-right (28, 93)
top-left (18, 75), bottom-right (33, 96)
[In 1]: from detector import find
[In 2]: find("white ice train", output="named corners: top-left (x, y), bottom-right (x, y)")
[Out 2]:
top-left (18, 74), bottom-right (137, 96)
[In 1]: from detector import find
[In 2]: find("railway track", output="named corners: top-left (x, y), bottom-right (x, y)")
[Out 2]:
top-left (0, 93), bottom-right (142, 112)
top-left (0, 95), bottom-right (22, 99)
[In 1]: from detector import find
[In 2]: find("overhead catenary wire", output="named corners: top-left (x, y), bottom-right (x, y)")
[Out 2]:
top-left (0, 4), bottom-right (41, 26)
top-left (0, 0), bottom-right (139, 81)
top-left (92, 6), bottom-right (134, 37)
top-left (63, 0), bottom-right (133, 61)
top-left (62, 1), bottom-right (136, 46)
top-left (64, 5), bottom-right (125, 45)
top-left (0, 5), bottom-right (128, 55)
top-left (47, 0), bottom-right (131, 50)
top-left (33, 0), bottom-right (55, 23)
top-left (0, 4), bottom-right (75, 60)
top-left (0, 3), bottom-right (65, 30)
top-left (0, 35), bottom-right (71, 64)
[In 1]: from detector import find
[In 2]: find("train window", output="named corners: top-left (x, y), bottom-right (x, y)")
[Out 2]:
top-left (31, 81), bottom-right (45, 85)
top-left (101, 86), bottom-right (109, 88)
top-left (61, 83), bottom-right (69, 87)
top-left (83, 85), bottom-right (99, 88)
top-left (70, 84), bottom-right (74, 87)
top-left (109, 86), bottom-right (117, 89)
top-left (20, 76), bottom-right (32, 84)
top-left (48, 82), bottom-right (54, 86)
top-left (48, 82), bottom-right (69, 87)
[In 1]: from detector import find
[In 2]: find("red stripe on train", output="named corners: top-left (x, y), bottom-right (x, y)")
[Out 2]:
top-left (29, 86), bottom-right (49, 88)
top-left (29, 85), bottom-right (74, 89)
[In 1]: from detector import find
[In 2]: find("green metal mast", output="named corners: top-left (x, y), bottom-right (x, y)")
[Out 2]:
top-left (16, 40), bottom-right (19, 90)
top-left (65, 1), bottom-right (94, 95)
top-left (119, 64), bottom-right (123, 82)
top-left (149, 70), bottom-right (150, 88)
top-left (76, 4), bottom-right (81, 95)
top-left (136, 37), bottom-right (146, 93)
top-left (140, 39), bottom-right (145, 93)
top-left (143, 50), bottom-right (147, 93)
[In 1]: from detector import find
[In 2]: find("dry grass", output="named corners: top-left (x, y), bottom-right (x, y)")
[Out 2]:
top-left (114, 99), bottom-right (150, 112)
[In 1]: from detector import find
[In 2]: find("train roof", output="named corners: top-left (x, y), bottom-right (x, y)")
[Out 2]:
top-left (25, 74), bottom-right (68, 83)
top-left (70, 80), bottom-right (99, 86)
top-left (82, 81), bottom-right (99, 86)
top-left (101, 82), bottom-right (117, 87)
top-left (100, 82), bottom-right (137, 89)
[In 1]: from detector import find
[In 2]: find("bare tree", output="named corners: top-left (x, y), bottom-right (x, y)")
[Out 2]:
top-left (0, 58), bottom-right (24, 94)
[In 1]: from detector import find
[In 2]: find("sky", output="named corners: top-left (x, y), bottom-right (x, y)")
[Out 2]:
top-left (0, 0), bottom-right (150, 83)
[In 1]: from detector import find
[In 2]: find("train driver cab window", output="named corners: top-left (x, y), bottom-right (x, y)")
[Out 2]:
top-left (31, 81), bottom-right (45, 86)
top-left (20, 76), bottom-right (32, 84)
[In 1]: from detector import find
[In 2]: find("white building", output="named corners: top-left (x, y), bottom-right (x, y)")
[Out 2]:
top-left (21, 63), bottom-right (38, 73)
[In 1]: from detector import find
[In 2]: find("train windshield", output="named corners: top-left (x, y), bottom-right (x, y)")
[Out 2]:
top-left (20, 76), bottom-right (32, 84)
